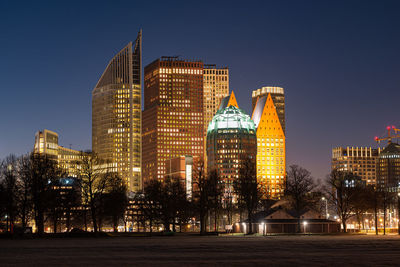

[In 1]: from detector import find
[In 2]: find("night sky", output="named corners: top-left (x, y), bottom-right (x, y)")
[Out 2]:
top-left (1, 0), bottom-right (400, 181)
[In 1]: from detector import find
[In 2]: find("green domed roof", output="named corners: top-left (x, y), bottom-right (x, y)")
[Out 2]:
top-left (207, 106), bottom-right (256, 135)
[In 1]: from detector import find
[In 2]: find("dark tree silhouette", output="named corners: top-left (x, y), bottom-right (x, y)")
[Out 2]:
top-left (193, 161), bottom-right (223, 234)
top-left (77, 153), bottom-right (108, 233)
top-left (326, 169), bottom-right (363, 232)
top-left (234, 158), bottom-right (261, 234)
top-left (17, 155), bottom-right (33, 229)
top-left (103, 174), bottom-right (128, 232)
top-left (193, 161), bottom-right (208, 234)
top-left (0, 155), bottom-right (20, 233)
top-left (144, 176), bottom-right (189, 232)
top-left (286, 165), bottom-right (318, 232)
top-left (28, 153), bottom-right (62, 235)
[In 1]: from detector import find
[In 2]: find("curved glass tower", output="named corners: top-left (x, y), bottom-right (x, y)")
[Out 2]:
top-left (92, 30), bottom-right (142, 192)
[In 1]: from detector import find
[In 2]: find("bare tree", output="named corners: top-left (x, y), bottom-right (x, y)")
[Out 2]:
top-left (193, 161), bottom-right (208, 234)
top-left (28, 153), bottom-right (62, 235)
top-left (0, 155), bottom-right (20, 233)
top-left (77, 153), bottom-right (108, 233)
top-left (326, 169), bottom-right (363, 232)
top-left (207, 169), bottom-right (223, 232)
top-left (103, 174), bottom-right (128, 232)
top-left (286, 165), bottom-right (318, 232)
top-left (193, 161), bottom-right (223, 234)
top-left (234, 158), bottom-right (261, 234)
top-left (17, 155), bottom-right (33, 229)
top-left (144, 176), bottom-right (189, 232)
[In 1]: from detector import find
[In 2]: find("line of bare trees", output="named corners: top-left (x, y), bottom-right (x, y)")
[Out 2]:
top-left (326, 169), bottom-right (397, 234)
top-left (3, 151), bottom-right (389, 235)
top-left (0, 153), bottom-right (128, 235)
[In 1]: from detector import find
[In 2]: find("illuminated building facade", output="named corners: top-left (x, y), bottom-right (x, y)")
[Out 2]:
top-left (142, 57), bottom-right (204, 183)
top-left (252, 93), bottom-right (286, 198)
top-left (34, 129), bottom-right (84, 177)
top-left (203, 65), bottom-right (229, 134)
top-left (92, 31), bottom-right (142, 192)
top-left (203, 65), bottom-right (229, 169)
top-left (165, 155), bottom-right (197, 198)
top-left (252, 87), bottom-right (285, 133)
top-left (207, 95), bottom-right (257, 202)
top-left (332, 146), bottom-right (380, 186)
top-left (377, 142), bottom-right (400, 191)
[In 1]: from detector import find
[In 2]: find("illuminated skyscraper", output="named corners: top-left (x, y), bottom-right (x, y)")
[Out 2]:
top-left (377, 142), bottom-right (400, 191)
top-left (142, 57), bottom-right (204, 183)
top-left (252, 93), bottom-right (286, 198)
top-left (252, 87), bottom-right (285, 133)
top-left (203, 65), bottom-right (229, 133)
top-left (202, 65), bottom-right (229, 171)
top-left (92, 30), bottom-right (142, 192)
top-left (207, 94), bottom-right (257, 202)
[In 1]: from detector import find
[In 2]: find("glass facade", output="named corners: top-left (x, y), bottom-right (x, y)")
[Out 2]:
top-left (377, 142), bottom-right (400, 192)
top-left (92, 31), bottom-right (142, 192)
top-left (207, 103), bottom-right (257, 202)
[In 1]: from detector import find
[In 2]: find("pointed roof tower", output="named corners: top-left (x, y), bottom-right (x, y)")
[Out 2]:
top-left (252, 93), bottom-right (284, 136)
top-left (218, 91), bottom-right (239, 111)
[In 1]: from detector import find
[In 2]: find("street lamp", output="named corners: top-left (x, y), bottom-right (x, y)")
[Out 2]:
top-left (5, 215), bottom-right (8, 233)
top-left (321, 197), bottom-right (328, 219)
top-left (303, 221), bottom-right (308, 234)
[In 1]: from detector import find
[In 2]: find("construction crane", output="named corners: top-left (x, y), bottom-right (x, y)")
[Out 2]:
top-left (375, 126), bottom-right (400, 144)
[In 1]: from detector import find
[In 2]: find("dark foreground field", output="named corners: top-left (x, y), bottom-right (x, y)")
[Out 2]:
top-left (1, 234), bottom-right (400, 266)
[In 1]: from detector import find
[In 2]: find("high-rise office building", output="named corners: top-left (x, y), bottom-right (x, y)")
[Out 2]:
top-left (142, 57), bottom-right (204, 183)
top-left (206, 94), bottom-right (257, 202)
top-left (34, 129), bottom-right (85, 177)
top-left (92, 31), bottom-right (142, 192)
top-left (202, 65), bottom-right (229, 171)
top-left (203, 65), bottom-right (229, 133)
top-left (377, 142), bottom-right (400, 191)
top-left (332, 146), bottom-right (380, 186)
top-left (252, 87), bottom-right (285, 133)
top-left (252, 93), bottom-right (286, 199)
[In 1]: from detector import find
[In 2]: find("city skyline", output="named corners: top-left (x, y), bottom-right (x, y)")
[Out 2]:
top-left (1, 1), bottom-right (400, 182)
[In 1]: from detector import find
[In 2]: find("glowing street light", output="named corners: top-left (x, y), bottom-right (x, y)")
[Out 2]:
top-left (261, 222), bottom-right (265, 236)
top-left (321, 197), bottom-right (328, 219)
top-left (303, 221), bottom-right (308, 234)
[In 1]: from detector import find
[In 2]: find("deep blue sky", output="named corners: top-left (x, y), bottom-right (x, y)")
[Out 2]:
top-left (1, 0), bottom-right (400, 180)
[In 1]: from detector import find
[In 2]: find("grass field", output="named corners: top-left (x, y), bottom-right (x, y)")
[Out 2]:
top-left (1, 234), bottom-right (400, 266)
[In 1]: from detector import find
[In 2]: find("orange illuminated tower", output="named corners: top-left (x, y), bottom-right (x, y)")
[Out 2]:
top-left (142, 57), bottom-right (204, 184)
top-left (252, 93), bottom-right (286, 198)
top-left (252, 87), bottom-right (285, 133)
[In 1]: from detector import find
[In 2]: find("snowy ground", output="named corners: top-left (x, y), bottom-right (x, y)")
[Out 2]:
top-left (1, 234), bottom-right (400, 266)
